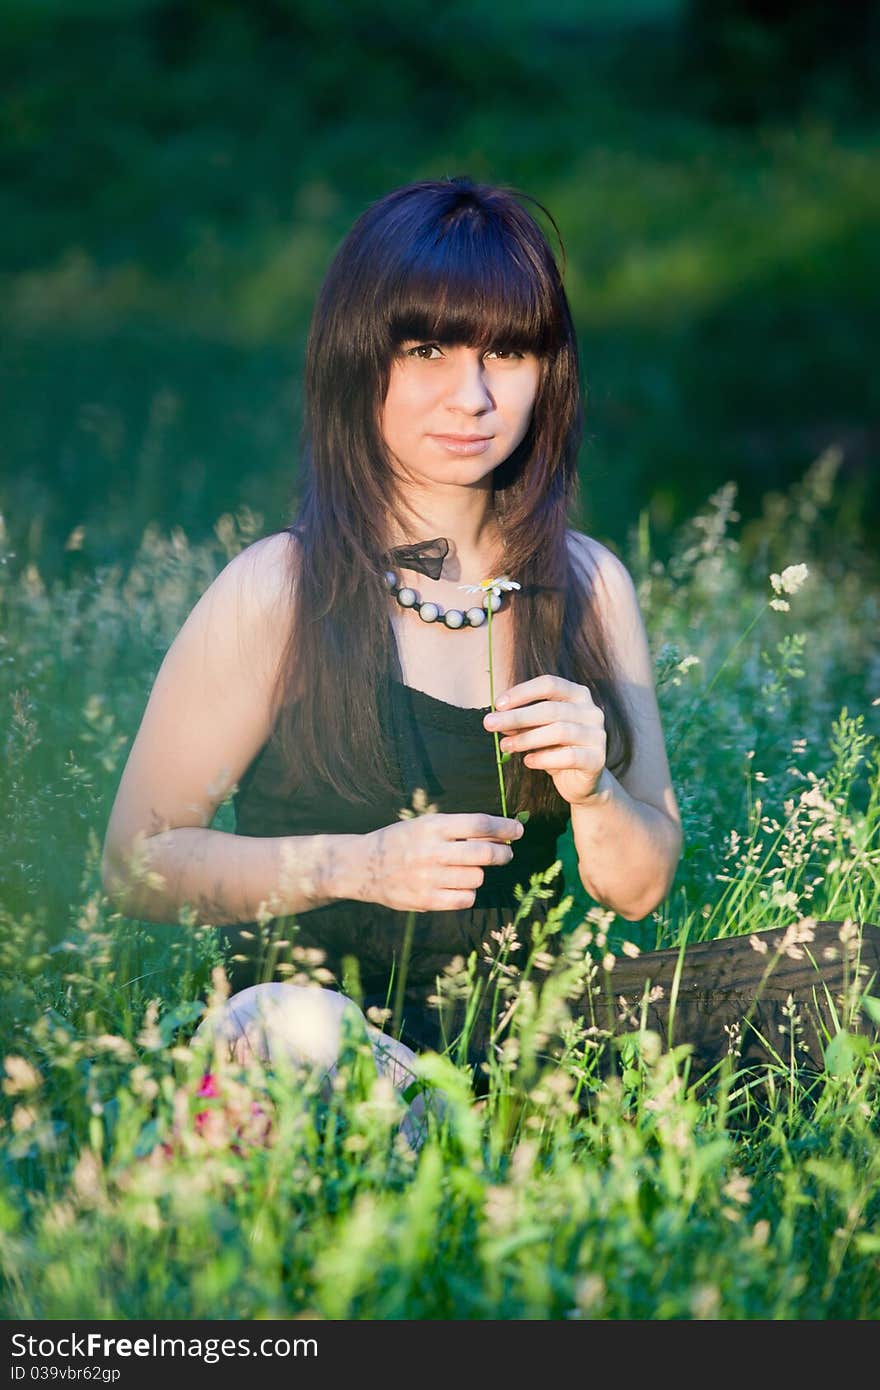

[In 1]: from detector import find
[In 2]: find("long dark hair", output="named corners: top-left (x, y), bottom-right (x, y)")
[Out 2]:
top-left (271, 176), bottom-right (633, 818)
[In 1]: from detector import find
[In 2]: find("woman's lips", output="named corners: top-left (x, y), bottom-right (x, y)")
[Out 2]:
top-left (428, 434), bottom-right (494, 456)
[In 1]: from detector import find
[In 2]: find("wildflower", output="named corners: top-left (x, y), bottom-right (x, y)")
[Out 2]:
top-left (770, 888), bottom-right (799, 914)
top-left (779, 918), bottom-right (816, 959)
top-left (129, 1065), bottom-right (159, 1102)
top-left (71, 1150), bottom-right (104, 1208)
top-left (459, 575), bottom-right (522, 597)
top-left (158, 1071), bottom-right (277, 1155)
top-left (366, 1005), bottom-right (392, 1026)
top-left (91, 1034), bottom-right (135, 1062)
top-left (644, 1074), bottom-right (684, 1112)
top-left (3, 1056), bottom-right (42, 1094)
top-left (489, 923), bottom-right (522, 953)
top-left (484, 1185), bottom-right (516, 1232)
top-left (586, 905), bottom-right (616, 931)
top-left (770, 563), bottom-right (809, 595)
top-left (137, 1000), bottom-right (163, 1051)
top-left (398, 786), bottom-right (439, 820)
top-left (724, 1020), bottom-right (743, 1059)
top-left (691, 1285), bottom-right (721, 1319)
top-left (573, 1275), bottom-right (606, 1316)
top-left (723, 1172), bottom-right (752, 1206)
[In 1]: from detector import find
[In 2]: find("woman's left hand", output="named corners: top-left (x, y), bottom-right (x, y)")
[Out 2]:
top-left (484, 675), bottom-right (607, 807)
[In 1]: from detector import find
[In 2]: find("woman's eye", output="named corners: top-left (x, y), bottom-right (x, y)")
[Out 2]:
top-left (405, 343), bottom-right (443, 360)
top-left (486, 347), bottom-right (523, 361)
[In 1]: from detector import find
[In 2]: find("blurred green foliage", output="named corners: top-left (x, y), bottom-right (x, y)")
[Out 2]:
top-left (1, 0), bottom-right (878, 575)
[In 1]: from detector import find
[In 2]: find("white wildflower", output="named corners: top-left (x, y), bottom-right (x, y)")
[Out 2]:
top-left (573, 1274), bottom-right (606, 1315)
top-left (3, 1056), bottom-right (42, 1094)
top-left (769, 563), bottom-right (809, 596)
top-left (459, 575), bottom-right (521, 597)
top-left (720, 1168), bottom-right (751, 1210)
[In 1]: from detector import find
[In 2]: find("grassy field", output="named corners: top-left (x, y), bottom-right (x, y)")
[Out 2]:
top-left (2, 455), bottom-right (879, 1320)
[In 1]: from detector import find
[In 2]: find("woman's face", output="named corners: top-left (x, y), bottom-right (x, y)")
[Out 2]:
top-left (380, 341), bottom-right (541, 488)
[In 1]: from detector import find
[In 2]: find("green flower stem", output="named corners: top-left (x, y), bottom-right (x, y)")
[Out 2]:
top-left (392, 909), bottom-right (416, 1040)
top-left (486, 597), bottom-right (508, 817)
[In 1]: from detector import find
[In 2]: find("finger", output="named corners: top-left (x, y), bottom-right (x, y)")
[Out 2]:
top-left (500, 720), bottom-right (601, 753)
top-left (493, 675), bottom-right (588, 709)
top-left (441, 867), bottom-right (484, 892)
top-left (429, 888), bottom-right (478, 910)
top-left (485, 698), bottom-right (602, 734)
top-left (439, 813), bottom-right (525, 841)
top-left (438, 840), bottom-right (514, 868)
top-left (522, 745), bottom-right (605, 772)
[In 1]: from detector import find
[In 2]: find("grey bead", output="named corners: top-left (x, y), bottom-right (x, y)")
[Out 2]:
top-left (418, 602), bottom-right (440, 623)
top-left (465, 606), bottom-right (487, 626)
top-left (443, 609), bottom-right (465, 629)
top-left (384, 570), bottom-right (398, 590)
top-left (483, 591), bottom-right (502, 612)
top-left (397, 587), bottom-right (418, 607)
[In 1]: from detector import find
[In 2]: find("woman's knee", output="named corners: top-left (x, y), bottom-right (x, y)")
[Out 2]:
top-left (195, 982), bottom-right (369, 1074)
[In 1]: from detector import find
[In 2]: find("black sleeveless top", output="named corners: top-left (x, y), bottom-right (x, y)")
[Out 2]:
top-left (222, 643), bottom-right (571, 1059)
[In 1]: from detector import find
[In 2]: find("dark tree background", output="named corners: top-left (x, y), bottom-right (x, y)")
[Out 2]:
top-left (1, 0), bottom-right (878, 577)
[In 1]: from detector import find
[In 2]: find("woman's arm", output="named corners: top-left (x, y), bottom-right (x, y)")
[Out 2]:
top-left (102, 531), bottom-right (363, 925)
top-left (484, 535), bottom-right (681, 922)
top-left (567, 535), bottom-right (681, 920)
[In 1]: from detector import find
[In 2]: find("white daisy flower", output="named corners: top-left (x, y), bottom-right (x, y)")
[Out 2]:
top-left (459, 576), bottom-right (522, 597)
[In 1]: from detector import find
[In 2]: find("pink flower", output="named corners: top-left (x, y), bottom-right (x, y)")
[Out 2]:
top-left (196, 1071), bottom-right (220, 1097)
top-left (195, 1071), bottom-right (272, 1151)
top-left (143, 1070), bottom-right (275, 1166)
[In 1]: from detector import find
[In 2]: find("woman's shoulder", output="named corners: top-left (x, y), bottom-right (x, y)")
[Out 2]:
top-left (207, 527), bottom-right (298, 623)
top-left (177, 528), bottom-right (298, 702)
top-left (564, 528), bottom-right (649, 679)
top-left (564, 527), bottom-right (635, 603)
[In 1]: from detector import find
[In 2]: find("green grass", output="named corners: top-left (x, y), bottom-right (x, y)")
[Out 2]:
top-left (2, 457), bottom-right (879, 1319)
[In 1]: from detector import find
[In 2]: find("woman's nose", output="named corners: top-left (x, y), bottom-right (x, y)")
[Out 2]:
top-left (446, 352), bottom-right (493, 413)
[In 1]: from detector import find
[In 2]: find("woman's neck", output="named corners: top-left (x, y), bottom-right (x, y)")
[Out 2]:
top-left (388, 492), bottom-right (504, 582)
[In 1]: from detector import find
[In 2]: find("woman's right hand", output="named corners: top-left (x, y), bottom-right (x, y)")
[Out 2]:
top-left (354, 813), bottom-right (525, 912)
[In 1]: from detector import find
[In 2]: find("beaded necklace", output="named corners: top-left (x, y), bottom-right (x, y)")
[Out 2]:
top-left (383, 536), bottom-right (510, 630)
top-left (383, 568), bottom-right (501, 629)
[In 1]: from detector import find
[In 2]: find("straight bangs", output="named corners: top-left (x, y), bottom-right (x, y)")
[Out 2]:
top-left (383, 226), bottom-right (563, 359)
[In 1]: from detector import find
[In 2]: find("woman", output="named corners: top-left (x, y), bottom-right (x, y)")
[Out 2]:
top-left (102, 176), bottom-right (877, 1114)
